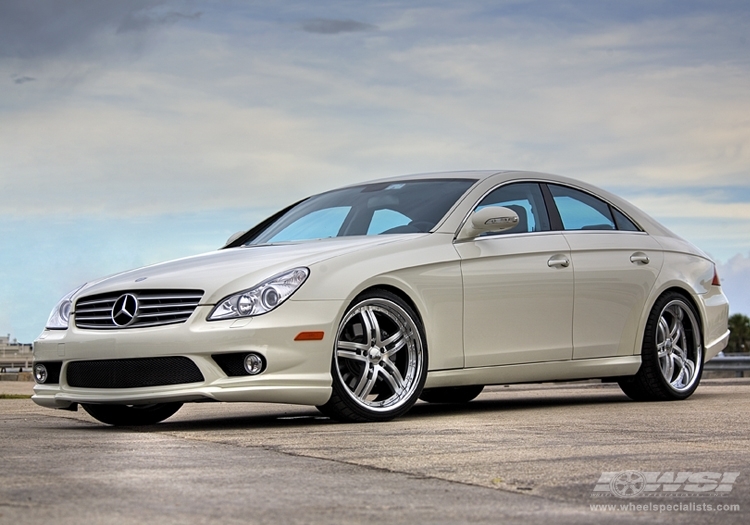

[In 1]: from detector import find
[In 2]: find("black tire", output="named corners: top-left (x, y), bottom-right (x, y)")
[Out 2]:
top-left (81, 402), bottom-right (183, 426)
top-left (419, 385), bottom-right (484, 404)
top-left (317, 289), bottom-right (428, 422)
top-left (618, 292), bottom-right (703, 401)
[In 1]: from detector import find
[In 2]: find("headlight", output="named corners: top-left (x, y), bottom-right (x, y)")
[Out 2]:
top-left (208, 268), bottom-right (309, 321)
top-left (45, 284), bottom-right (86, 330)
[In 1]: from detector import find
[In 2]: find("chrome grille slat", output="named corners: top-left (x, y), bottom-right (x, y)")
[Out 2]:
top-left (75, 307), bottom-right (113, 314)
top-left (138, 303), bottom-right (199, 310)
top-left (137, 310), bottom-right (198, 319)
top-left (114, 318), bottom-right (187, 328)
top-left (74, 289), bottom-right (204, 330)
top-left (76, 297), bottom-right (116, 306)
top-left (139, 295), bottom-right (203, 301)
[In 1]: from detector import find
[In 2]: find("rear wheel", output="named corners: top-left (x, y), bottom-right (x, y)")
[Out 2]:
top-left (317, 290), bottom-right (428, 422)
top-left (419, 385), bottom-right (484, 404)
top-left (618, 292), bottom-right (703, 401)
top-left (81, 402), bottom-right (183, 426)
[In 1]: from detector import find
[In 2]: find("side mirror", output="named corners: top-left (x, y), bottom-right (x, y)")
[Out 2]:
top-left (224, 230), bottom-right (246, 247)
top-left (457, 206), bottom-right (520, 240)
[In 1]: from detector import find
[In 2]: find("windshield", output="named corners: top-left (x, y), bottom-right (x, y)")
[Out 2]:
top-left (244, 178), bottom-right (477, 245)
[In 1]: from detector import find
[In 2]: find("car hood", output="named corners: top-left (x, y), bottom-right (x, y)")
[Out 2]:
top-left (73, 235), bottom-right (421, 305)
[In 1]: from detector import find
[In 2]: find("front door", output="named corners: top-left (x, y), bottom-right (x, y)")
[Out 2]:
top-left (455, 182), bottom-right (574, 367)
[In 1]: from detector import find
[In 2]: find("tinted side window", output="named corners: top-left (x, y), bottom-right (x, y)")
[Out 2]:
top-left (475, 182), bottom-right (550, 235)
top-left (548, 185), bottom-right (615, 231)
top-left (612, 208), bottom-right (640, 231)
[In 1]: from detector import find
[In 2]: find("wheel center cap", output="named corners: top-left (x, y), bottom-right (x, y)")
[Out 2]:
top-left (368, 347), bottom-right (382, 361)
top-left (665, 339), bottom-right (673, 352)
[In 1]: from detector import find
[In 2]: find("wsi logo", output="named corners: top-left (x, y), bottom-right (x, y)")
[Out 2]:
top-left (593, 471), bottom-right (740, 498)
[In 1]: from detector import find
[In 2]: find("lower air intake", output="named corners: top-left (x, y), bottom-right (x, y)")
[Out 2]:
top-left (66, 357), bottom-right (204, 388)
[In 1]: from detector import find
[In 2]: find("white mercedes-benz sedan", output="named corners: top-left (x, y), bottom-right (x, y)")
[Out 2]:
top-left (33, 171), bottom-right (730, 425)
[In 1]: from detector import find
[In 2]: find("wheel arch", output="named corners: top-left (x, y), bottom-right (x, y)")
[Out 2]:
top-left (637, 284), bottom-right (706, 358)
top-left (335, 274), bottom-right (464, 371)
top-left (350, 283), bottom-right (425, 327)
top-left (618, 284), bottom-right (705, 400)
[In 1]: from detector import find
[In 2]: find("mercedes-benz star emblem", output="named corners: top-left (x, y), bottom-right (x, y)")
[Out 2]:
top-left (112, 294), bottom-right (138, 327)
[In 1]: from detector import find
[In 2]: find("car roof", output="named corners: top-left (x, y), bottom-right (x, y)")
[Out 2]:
top-left (316, 170), bottom-right (684, 245)
top-left (364, 170), bottom-right (508, 183)
top-left (350, 169), bottom-right (607, 187)
top-left (363, 170), bottom-right (679, 240)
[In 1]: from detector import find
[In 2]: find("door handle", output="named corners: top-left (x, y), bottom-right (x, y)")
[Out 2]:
top-left (630, 252), bottom-right (650, 265)
top-left (547, 255), bottom-right (570, 268)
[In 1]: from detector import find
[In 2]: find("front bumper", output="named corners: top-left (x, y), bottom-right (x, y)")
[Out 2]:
top-left (32, 300), bottom-right (340, 410)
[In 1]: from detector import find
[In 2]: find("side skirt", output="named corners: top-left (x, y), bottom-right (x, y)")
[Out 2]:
top-left (424, 356), bottom-right (641, 389)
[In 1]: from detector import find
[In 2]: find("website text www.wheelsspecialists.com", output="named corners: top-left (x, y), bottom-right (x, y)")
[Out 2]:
top-left (589, 502), bottom-right (740, 513)
top-left (588, 471), bottom-right (741, 513)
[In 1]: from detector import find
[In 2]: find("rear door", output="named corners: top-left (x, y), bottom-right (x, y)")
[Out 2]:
top-left (546, 184), bottom-right (663, 359)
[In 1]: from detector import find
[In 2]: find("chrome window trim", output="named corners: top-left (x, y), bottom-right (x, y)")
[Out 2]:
top-left (544, 181), bottom-right (645, 233)
top-left (453, 178), bottom-right (645, 242)
top-left (452, 178), bottom-right (552, 241)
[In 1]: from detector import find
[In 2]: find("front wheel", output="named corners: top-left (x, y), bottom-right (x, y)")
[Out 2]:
top-left (618, 292), bottom-right (703, 401)
top-left (81, 402), bottom-right (183, 426)
top-left (317, 290), bottom-right (428, 422)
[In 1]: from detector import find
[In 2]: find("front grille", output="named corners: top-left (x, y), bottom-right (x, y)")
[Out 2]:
top-left (66, 357), bottom-right (204, 388)
top-left (75, 289), bottom-right (203, 329)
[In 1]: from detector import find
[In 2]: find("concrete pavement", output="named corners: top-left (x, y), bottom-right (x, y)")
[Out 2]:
top-left (1, 379), bottom-right (747, 524)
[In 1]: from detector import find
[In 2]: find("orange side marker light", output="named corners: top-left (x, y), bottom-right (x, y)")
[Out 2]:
top-left (294, 331), bottom-right (325, 341)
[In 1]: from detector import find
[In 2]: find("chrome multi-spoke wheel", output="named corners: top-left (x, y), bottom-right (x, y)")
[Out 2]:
top-left (318, 290), bottom-right (427, 422)
top-left (618, 292), bottom-right (703, 401)
top-left (655, 300), bottom-right (701, 392)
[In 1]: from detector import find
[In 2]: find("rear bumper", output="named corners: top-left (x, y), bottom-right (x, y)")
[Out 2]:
top-left (699, 286), bottom-right (730, 362)
top-left (704, 330), bottom-right (730, 363)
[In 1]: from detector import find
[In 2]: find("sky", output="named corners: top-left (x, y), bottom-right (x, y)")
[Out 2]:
top-left (1, 0), bottom-right (749, 343)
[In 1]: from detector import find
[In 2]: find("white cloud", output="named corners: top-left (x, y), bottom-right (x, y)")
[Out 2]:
top-left (3, 4), bottom-right (749, 203)
top-left (717, 253), bottom-right (750, 316)
top-left (629, 194), bottom-right (750, 220)
top-left (2, 0), bottom-right (750, 340)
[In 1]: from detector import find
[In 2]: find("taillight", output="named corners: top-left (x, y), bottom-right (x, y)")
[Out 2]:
top-left (712, 265), bottom-right (721, 286)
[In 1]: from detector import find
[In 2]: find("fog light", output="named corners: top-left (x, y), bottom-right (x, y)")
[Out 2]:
top-left (34, 364), bottom-right (48, 384)
top-left (244, 353), bottom-right (264, 375)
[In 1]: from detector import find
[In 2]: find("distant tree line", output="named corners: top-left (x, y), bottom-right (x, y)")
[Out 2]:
top-left (728, 314), bottom-right (749, 353)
